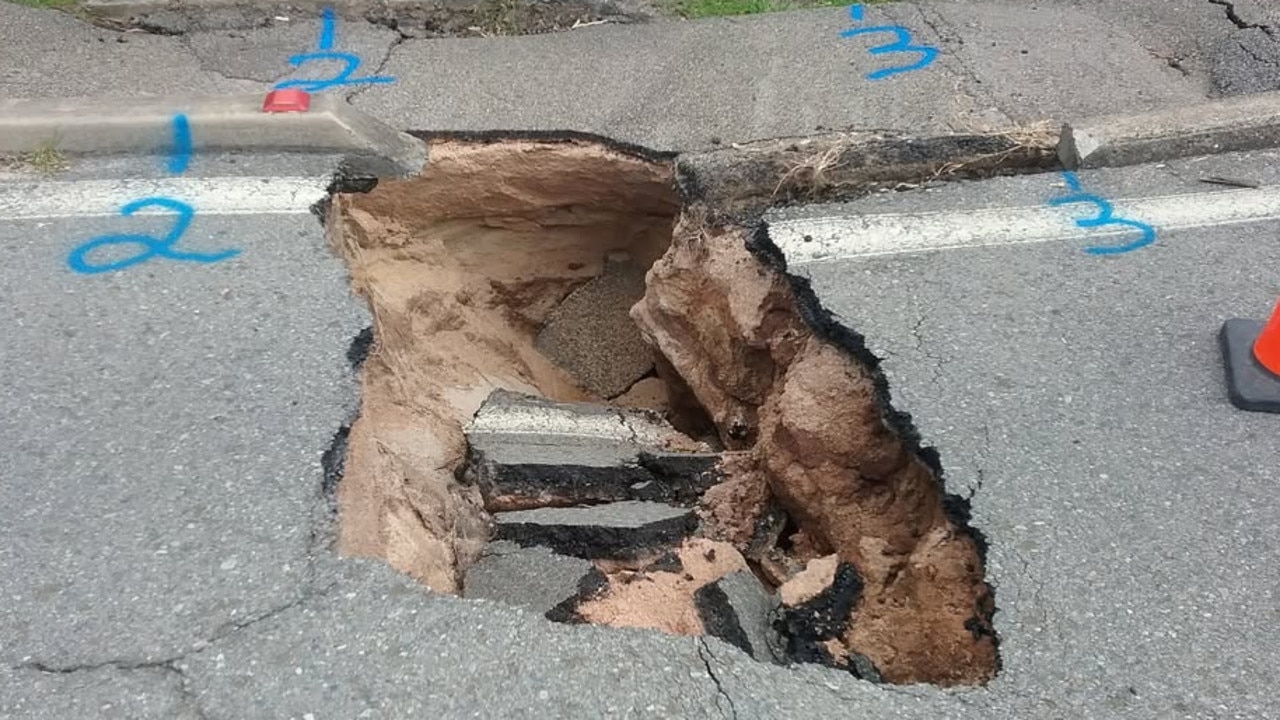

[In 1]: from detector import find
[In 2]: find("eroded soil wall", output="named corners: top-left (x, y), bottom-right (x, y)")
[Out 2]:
top-left (328, 138), bottom-right (680, 591)
top-left (631, 213), bottom-right (998, 685)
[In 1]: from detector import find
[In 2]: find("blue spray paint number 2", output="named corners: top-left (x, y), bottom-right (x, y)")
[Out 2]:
top-left (841, 4), bottom-right (939, 80)
top-left (1050, 171), bottom-right (1157, 255)
top-left (67, 116), bottom-right (240, 275)
top-left (274, 8), bottom-right (394, 92)
top-left (68, 198), bottom-right (240, 275)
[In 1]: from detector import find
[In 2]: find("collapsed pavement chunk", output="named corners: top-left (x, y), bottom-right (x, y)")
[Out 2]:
top-left (464, 390), bottom-right (719, 510)
top-left (463, 541), bottom-right (595, 615)
top-left (493, 501), bottom-right (696, 559)
top-left (694, 569), bottom-right (783, 663)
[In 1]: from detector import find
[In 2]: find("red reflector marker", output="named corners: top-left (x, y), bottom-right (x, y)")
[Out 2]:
top-left (262, 89), bottom-right (311, 113)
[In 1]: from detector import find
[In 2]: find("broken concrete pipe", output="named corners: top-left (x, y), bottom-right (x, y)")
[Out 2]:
top-left (325, 134), bottom-right (999, 686)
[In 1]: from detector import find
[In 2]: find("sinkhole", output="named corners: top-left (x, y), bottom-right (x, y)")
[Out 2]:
top-left (322, 133), bottom-right (1000, 687)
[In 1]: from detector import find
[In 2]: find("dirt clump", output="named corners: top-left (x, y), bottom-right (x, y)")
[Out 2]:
top-left (779, 554), bottom-right (840, 607)
top-left (612, 376), bottom-right (669, 411)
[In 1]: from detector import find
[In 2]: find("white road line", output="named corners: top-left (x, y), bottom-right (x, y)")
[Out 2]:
top-left (0, 177), bottom-right (331, 220)
top-left (768, 186), bottom-right (1280, 264)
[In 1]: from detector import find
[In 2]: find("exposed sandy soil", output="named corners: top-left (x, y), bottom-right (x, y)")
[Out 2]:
top-left (575, 539), bottom-right (748, 635)
top-left (328, 138), bottom-right (679, 592)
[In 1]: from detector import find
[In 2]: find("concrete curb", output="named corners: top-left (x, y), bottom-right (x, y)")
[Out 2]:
top-left (1059, 91), bottom-right (1280, 169)
top-left (0, 93), bottom-right (427, 176)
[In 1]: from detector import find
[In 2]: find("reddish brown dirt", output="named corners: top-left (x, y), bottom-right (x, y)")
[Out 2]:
top-left (328, 139), bottom-right (679, 592)
top-left (631, 212), bottom-right (998, 686)
top-left (780, 554), bottom-right (840, 607)
top-left (576, 539), bottom-right (748, 635)
top-left (697, 452), bottom-right (771, 550)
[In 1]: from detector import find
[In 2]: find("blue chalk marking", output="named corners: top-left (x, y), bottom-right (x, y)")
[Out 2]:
top-left (1061, 169), bottom-right (1084, 193)
top-left (318, 6), bottom-right (336, 51)
top-left (274, 7), bottom-right (396, 92)
top-left (273, 51), bottom-right (396, 92)
top-left (841, 4), bottom-right (939, 80)
top-left (67, 197), bottom-right (240, 275)
top-left (1050, 171), bottom-right (1157, 255)
top-left (168, 113), bottom-right (192, 175)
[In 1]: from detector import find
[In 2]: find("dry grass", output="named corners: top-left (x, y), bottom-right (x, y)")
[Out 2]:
top-left (922, 120), bottom-right (1058, 182)
top-left (27, 140), bottom-right (68, 175)
top-left (1, 139), bottom-right (69, 176)
top-left (772, 142), bottom-right (852, 200)
top-left (768, 121), bottom-right (1059, 202)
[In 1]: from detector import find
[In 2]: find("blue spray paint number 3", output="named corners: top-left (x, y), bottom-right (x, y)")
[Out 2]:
top-left (1050, 171), bottom-right (1157, 255)
top-left (841, 4), bottom-right (939, 80)
top-left (68, 198), bottom-right (240, 275)
top-left (274, 8), bottom-right (395, 92)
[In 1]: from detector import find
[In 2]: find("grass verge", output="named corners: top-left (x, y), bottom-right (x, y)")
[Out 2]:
top-left (662, 0), bottom-right (886, 19)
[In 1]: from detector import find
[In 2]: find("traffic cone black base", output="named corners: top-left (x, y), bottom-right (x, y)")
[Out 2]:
top-left (1220, 318), bottom-right (1280, 414)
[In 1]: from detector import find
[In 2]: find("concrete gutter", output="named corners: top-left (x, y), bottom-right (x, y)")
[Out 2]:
top-left (1059, 91), bottom-right (1280, 169)
top-left (0, 93), bottom-right (427, 176)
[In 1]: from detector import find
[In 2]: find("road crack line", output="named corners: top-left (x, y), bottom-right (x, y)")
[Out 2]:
top-left (909, 312), bottom-right (949, 387)
top-left (1208, 0), bottom-right (1275, 36)
top-left (695, 638), bottom-right (738, 720)
top-left (346, 31), bottom-right (407, 102)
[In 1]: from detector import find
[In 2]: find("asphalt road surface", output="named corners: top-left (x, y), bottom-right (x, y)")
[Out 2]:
top-left (3, 0), bottom-right (1280, 715)
top-left (3, 144), bottom-right (1279, 718)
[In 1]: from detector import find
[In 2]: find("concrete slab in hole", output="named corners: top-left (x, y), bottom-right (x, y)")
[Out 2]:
top-left (462, 541), bottom-right (595, 614)
top-left (536, 254), bottom-right (653, 399)
top-left (465, 390), bottom-right (719, 510)
top-left (493, 501), bottom-right (696, 559)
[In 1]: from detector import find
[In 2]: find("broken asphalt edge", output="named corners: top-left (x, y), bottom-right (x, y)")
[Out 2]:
top-left (0, 93), bottom-right (427, 177)
top-left (1059, 90), bottom-right (1280, 170)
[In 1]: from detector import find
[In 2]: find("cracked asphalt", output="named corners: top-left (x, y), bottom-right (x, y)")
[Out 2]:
top-left (3, 0), bottom-right (1264, 150)
top-left (3, 0), bottom-right (1280, 717)
top-left (769, 149), bottom-right (1280, 717)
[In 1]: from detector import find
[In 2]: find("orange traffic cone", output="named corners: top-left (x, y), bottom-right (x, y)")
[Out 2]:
top-left (1221, 298), bottom-right (1280, 413)
top-left (1253, 300), bottom-right (1280, 378)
